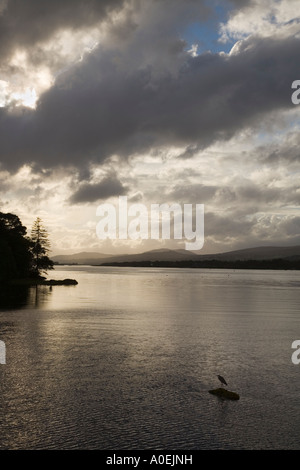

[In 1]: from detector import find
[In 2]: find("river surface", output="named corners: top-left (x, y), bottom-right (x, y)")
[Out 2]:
top-left (0, 266), bottom-right (299, 450)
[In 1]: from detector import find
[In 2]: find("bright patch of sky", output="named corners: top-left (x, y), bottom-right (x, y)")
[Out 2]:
top-left (183, 4), bottom-right (234, 55)
top-left (220, 0), bottom-right (300, 42)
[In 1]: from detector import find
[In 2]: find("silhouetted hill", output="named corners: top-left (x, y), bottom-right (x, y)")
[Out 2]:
top-left (96, 248), bottom-right (201, 264)
top-left (52, 245), bottom-right (300, 266)
top-left (200, 245), bottom-right (300, 261)
top-left (52, 251), bottom-right (112, 265)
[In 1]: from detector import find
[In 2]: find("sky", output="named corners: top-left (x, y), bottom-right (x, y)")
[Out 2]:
top-left (0, 0), bottom-right (299, 255)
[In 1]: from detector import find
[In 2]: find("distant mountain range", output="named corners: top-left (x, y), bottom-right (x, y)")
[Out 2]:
top-left (52, 245), bottom-right (300, 266)
top-left (52, 251), bottom-right (113, 265)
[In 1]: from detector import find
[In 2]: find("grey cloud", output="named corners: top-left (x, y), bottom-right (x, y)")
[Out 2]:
top-left (0, 0), bottom-right (299, 176)
top-left (216, 183), bottom-right (300, 208)
top-left (204, 211), bottom-right (300, 249)
top-left (177, 144), bottom-right (201, 160)
top-left (1, 34), bottom-right (299, 173)
top-left (235, 185), bottom-right (300, 206)
top-left (0, 180), bottom-right (9, 193)
top-left (70, 175), bottom-right (128, 204)
top-left (166, 179), bottom-right (300, 213)
top-left (1, 0), bottom-right (297, 252)
top-left (128, 191), bottom-right (144, 202)
top-left (106, 0), bottom-right (212, 72)
top-left (0, 0), bottom-right (214, 75)
top-left (251, 215), bottom-right (300, 244)
top-left (168, 183), bottom-right (218, 202)
top-left (205, 211), bottom-right (253, 239)
top-left (238, 185), bottom-right (280, 204)
top-left (0, 0), bottom-right (126, 62)
top-left (215, 187), bottom-right (236, 204)
top-left (259, 132), bottom-right (300, 165)
top-left (282, 216), bottom-right (300, 237)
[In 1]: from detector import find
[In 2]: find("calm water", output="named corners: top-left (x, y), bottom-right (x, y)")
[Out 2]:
top-left (0, 266), bottom-right (299, 450)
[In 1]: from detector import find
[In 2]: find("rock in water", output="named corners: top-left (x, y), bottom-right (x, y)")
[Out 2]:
top-left (43, 279), bottom-right (78, 285)
top-left (209, 387), bottom-right (240, 400)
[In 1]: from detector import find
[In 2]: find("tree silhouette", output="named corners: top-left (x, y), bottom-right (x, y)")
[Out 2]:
top-left (0, 212), bottom-right (32, 281)
top-left (30, 217), bottom-right (54, 277)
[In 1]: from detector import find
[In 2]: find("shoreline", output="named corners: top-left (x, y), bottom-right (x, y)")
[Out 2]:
top-left (8, 278), bottom-right (78, 286)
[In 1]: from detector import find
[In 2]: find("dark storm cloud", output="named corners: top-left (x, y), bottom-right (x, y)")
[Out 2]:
top-left (0, 33), bottom-right (299, 173)
top-left (0, 0), bottom-right (126, 62)
top-left (70, 175), bottom-right (127, 204)
top-left (0, 0), bottom-right (215, 73)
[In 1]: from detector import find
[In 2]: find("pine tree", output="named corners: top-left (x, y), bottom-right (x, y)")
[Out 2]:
top-left (30, 217), bottom-right (54, 277)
